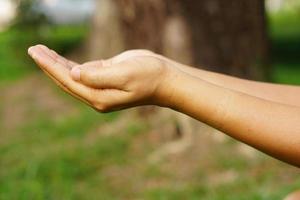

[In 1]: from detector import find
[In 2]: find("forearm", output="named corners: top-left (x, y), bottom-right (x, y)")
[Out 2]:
top-left (30, 46), bottom-right (300, 166)
top-left (164, 70), bottom-right (300, 167)
top-left (172, 62), bottom-right (300, 107)
top-left (117, 51), bottom-right (300, 106)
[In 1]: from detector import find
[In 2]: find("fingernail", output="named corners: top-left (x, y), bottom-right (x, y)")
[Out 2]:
top-left (28, 47), bottom-right (34, 56)
top-left (71, 66), bottom-right (81, 81)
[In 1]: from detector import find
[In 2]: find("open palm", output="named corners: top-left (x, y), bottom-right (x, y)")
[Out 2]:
top-left (28, 45), bottom-right (173, 112)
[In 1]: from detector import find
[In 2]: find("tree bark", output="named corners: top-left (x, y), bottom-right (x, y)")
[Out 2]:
top-left (116, 0), bottom-right (269, 80)
top-left (86, 0), bottom-right (124, 60)
top-left (114, 0), bottom-right (270, 160)
top-left (85, 0), bottom-right (270, 161)
top-left (181, 0), bottom-right (270, 79)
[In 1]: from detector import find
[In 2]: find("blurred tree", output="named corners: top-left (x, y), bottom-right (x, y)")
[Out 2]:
top-left (85, 0), bottom-right (270, 162)
top-left (87, 1), bottom-right (270, 109)
top-left (85, 0), bottom-right (124, 60)
top-left (8, 0), bottom-right (50, 61)
top-left (12, 0), bottom-right (50, 28)
top-left (182, 0), bottom-right (270, 80)
top-left (116, 0), bottom-right (270, 80)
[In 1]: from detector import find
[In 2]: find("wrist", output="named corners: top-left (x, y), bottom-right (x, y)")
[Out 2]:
top-left (154, 61), bottom-right (184, 108)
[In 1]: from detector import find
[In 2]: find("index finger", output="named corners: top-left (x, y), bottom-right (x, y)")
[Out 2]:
top-left (38, 45), bottom-right (79, 69)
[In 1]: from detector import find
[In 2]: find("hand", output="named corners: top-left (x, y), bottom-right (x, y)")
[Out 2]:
top-left (28, 45), bottom-right (177, 112)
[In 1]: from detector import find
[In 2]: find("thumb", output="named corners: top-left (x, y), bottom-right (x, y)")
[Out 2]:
top-left (70, 61), bottom-right (126, 89)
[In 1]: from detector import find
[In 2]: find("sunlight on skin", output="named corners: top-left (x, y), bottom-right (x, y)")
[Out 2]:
top-left (28, 45), bottom-right (93, 106)
top-left (284, 190), bottom-right (300, 200)
top-left (28, 44), bottom-right (300, 167)
top-left (28, 45), bottom-right (170, 112)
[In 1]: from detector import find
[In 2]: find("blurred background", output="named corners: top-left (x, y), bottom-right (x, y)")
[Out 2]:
top-left (0, 0), bottom-right (299, 199)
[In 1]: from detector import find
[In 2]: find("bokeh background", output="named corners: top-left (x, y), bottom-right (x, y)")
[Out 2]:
top-left (0, 0), bottom-right (299, 199)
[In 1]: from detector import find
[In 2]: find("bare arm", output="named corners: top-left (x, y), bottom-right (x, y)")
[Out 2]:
top-left (177, 64), bottom-right (300, 107)
top-left (165, 70), bottom-right (300, 167)
top-left (107, 50), bottom-right (300, 107)
top-left (28, 46), bottom-right (300, 167)
top-left (157, 55), bottom-right (300, 107)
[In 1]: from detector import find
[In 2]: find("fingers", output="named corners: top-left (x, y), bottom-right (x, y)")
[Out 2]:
top-left (37, 45), bottom-right (78, 69)
top-left (51, 50), bottom-right (78, 69)
top-left (29, 45), bottom-right (89, 104)
top-left (70, 61), bottom-right (129, 90)
top-left (43, 69), bottom-right (93, 106)
top-left (70, 49), bottom-right (154, 89)
top-left (28, 45), bottom-right (93, 104)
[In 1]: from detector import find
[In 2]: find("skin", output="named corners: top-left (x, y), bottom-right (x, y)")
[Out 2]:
top-left (284, 190), bottom-right (300, 200)
top-left (28, 45), bottom-right (300, 167)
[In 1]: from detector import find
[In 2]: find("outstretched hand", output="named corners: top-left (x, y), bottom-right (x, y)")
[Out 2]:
top-left (28, 45), bottom-right (177, 112)
top-left (28, 45), bottom-right (300, 167)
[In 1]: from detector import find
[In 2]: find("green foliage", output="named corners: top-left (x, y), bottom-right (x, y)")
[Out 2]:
top-left (272, 63), bottom-right (300, 84)
top-left (268, 9), bottom-right (300, 84)
top-left (0, 105), bottom-right (126, 200)
top-left (0, 25), bottom-right (88, 83)
top-left (0, 4), bottom-right (300, 200)
top-left (0, 0), bottom-right (89, 83)
top-left (12, 0), bottom-right (50, 28)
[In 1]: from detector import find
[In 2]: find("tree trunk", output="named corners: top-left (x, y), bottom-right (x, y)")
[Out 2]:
top-left (85, 0), bottom-right (124, 60)
top-left (85, 0), bottom-right (270, 161)
top-left (116, 0), bottom-right (269, 80)
top-left (181, 0), bottom-right (270, 80)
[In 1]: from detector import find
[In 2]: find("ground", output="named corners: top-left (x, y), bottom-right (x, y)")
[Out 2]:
top-left (0, 73), bottom-right (299, 200)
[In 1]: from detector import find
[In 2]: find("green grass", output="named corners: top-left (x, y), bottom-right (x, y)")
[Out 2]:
top-left (139, 169), bottom-right (300, 200)
top-left (0, 104), bottom-right (130, 200)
